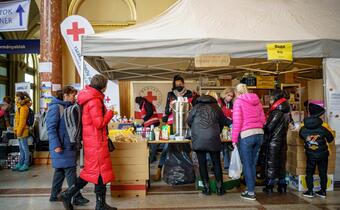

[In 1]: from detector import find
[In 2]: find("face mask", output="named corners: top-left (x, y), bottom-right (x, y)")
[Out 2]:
top-left (176, 86), bottom-right (184, 92)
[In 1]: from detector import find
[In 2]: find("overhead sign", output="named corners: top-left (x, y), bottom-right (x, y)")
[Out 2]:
top-left (0, 0), bottom-right (31, 32)
top-left (0, 39), bottom-right (39, 54)
top-left (195, 54), bottom-right (230, 68)
top-left (267, 43), bottom-right (293, 61)
top-left (256, 76), bottom-right (275, 89)
top-left (60, 15), bottom-right (120, 111)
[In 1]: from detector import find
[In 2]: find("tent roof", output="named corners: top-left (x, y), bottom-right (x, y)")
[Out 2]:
top-left (82, 0), bottom-right (340, 58)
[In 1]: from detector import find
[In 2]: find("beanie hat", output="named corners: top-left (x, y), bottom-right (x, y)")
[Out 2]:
top-left (308, 103), bottom-right (325, 117)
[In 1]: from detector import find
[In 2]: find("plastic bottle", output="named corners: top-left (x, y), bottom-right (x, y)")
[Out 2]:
top-left (150, 125), bottom-right (155, 141)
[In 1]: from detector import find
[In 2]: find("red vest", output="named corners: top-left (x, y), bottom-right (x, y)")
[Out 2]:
top-left (218, 98), bottom-right (232, 119)
top-left (141, 102), bottom-right (160, 127)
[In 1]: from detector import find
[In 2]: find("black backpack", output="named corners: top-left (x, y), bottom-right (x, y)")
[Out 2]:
top-left (27, 108), bottom-right (35, 126)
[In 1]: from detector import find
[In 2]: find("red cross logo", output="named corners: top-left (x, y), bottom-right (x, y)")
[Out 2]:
top-left (66, 22), bottom-right (85, 41)
top-left (145, 91), bottom-right (157, 103)
top-left (105, 96), bottom-right (111, 103)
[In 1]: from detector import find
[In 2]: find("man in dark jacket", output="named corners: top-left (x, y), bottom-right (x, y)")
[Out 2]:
top-left (299, 103), bottom-right (335, 198)
top-left (188, 95), bottom-right (230, 196)
top-left (46, 86), bottom-right (89, 205)
top-left (262, 89), bottom-right (290, 193)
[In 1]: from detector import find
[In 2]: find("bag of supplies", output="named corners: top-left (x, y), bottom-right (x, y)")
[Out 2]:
top-left (229, 146), bottom-right (242, 179)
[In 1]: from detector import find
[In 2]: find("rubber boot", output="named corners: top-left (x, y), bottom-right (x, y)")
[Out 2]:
top-left (154, 167), bottom-right (162, 181)
top-left (262, 185), bottom-right (274, 194)
top-left (202, 180), bottom-right (211, 195)
top-left (216, 180), bottom-right (225, 196)
top-left (277, 184), bottom-right (287, 193)
top-left (72, 192), bottom-right (90, 206)
top-left (60, 185), bottom-right (79, 210)
top-left (95, 189), bottom-right (117, 210)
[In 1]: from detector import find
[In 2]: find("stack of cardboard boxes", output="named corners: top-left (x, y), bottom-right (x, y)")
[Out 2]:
top-left (110, 141), bottom-right (149, 197)
top-left (33, 151), bottom-right (51, 165)
top-left (286, 129), bottom-right (336, 191)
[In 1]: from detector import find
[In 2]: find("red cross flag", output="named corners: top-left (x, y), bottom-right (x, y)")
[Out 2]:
top-left (60, 15), bottom-right (120, 112)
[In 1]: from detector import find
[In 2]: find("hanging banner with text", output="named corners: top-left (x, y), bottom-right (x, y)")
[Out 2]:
top-left (0, 0), bottom-right (31, 32)
top-left (0, 39), bottom-right (39, 54)
top-left (267, 42), bottom-right (293, 61)
top-left (60, 15), bottom-right (120, 112)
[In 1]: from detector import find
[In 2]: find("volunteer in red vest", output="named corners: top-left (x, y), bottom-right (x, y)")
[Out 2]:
top-left (135, 96), bottom-right (160, 127)
top-left (153, 75), bottom-right (193, 181)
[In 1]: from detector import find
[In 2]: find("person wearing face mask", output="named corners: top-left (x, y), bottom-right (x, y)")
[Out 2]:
top-left (262, 89), bottom-right (290, 194)
top-left (46, 86), bottom-right (89, 205)
top-left (153, 75), bottom-right (193, 181)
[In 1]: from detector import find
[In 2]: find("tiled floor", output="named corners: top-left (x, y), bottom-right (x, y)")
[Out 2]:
top-left (0, 165), bottom-right (340, 210)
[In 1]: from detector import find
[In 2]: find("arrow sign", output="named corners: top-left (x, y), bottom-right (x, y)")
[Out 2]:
top-left (16, 4), bottom-right (25, 26)
top-left (0, 0), bottom-right (31, 32)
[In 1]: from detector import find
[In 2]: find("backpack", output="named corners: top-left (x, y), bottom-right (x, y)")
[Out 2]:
top-left (27, 108), bottom-right (35, 126)
top-left (63, 103), bottom-right (83, 150)
top-left (39, 105), bottom-right (64, 142)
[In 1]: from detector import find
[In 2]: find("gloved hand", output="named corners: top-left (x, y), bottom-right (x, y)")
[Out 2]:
top-left (162, 116), bottom-right (168, 123)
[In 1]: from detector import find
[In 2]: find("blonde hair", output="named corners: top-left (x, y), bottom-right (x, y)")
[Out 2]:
top-left (220, 87), bottom-right (234, 99)
top-left (206, 91), bottom-right (219, 101)
top-left (235, 83), bottom-right (248, 95)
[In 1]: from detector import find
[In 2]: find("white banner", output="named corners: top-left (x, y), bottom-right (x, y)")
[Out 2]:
top-left (132, 81), bottom-right (196, 119)
top-left (60, 15), bottom-right (120, 111)
top-left (0, 0), bottom-right (31, 32)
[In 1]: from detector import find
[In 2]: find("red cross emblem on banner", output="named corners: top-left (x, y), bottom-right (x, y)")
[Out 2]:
top-left (145, 91), bottom-right (157, 103)
top-left (105, 96), bottom-right (111, 103)
top-left (66, 22), bottom-right (85, 41)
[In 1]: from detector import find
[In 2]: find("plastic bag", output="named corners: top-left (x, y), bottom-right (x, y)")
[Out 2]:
top-left (163, 144), bottom-right (195, 185)
top-left (229, 146), bottom-right (242, 179)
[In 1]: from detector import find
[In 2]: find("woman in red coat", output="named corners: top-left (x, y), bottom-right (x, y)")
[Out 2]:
top-left (61, 75), bottom-right (116, 210)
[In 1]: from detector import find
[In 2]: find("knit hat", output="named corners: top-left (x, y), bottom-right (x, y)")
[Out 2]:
top-left (308, 103), bottom-right (325, 117)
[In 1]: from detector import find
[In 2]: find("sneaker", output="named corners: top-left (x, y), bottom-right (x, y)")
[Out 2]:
top-left (302, 191), bottom-right (314, 198)
top-left (315, 190), bottom-right (326, 198)
top-left (12, 163), bottom-right (23, 171)
top-left (241, 191), bottom-right (256, 201)
top-left (18, 164), bottom-right (29, 172)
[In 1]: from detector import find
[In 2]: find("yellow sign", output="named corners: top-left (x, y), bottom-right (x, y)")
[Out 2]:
top-left (195, 54), bottom-right (231, 67)
top-left (256, 76), bottom-right (275, 89)
top-left (267, 43), bottom-right (293, 61)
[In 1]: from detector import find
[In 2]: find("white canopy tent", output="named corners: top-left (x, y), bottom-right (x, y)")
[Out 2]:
top-left (80, 0), bottom-right (340, 81)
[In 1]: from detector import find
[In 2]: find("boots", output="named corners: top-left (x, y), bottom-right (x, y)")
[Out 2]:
top-left (154, 167), bottom-right (162, 181)
top-left (60, 185), bottom-right (79, 210)
top-left (216, 180), bottom-right (225, 196)
top-left (72, 192), bottom-right (90, 206)
top-left (277, 184), bottom-right (287, 193)
top-left (202, 180), bottom-right (211, 195)
top-left (95, 189), bottom-right (117, 210)
top-left (262, 185), bottom-right (274, 194)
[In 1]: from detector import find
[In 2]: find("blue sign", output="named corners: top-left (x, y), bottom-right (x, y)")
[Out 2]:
top-left (0, 39), bottom-right (40, 54)
top-left (0, 0), bottom-right (31, 32)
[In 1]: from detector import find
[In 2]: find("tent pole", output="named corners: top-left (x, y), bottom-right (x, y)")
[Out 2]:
top-left (80, 56), bottom-right (85, 168)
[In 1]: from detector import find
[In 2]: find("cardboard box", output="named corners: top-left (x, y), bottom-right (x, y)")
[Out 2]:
top-left (33, 151), bottom-right (50, 159)
top-left (287, 130), bottom-right (304, 146)
top-left (288, 174), bottom-right (334, 192)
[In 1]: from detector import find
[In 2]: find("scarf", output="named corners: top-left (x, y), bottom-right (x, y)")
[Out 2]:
top-left (173, 87), bottom-right (188, 98)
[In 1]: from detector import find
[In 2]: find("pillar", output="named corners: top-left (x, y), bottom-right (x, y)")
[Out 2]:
top-left (39, 0), bottom-right (62, 109)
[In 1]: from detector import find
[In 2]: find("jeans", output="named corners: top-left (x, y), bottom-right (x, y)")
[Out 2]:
top-left (75, 175), bottom-right (106, 194)
top-left (306, 157), bottom-right (328, 192)
top-left (18, 137), bottom-right (30, 165)
top-left (238, 134), bottom-right (263, 193)
top-left (196, 151), bottom-right (223, 183)
top-left (222, 144), bottom-right (230, 169)
top-left (158, 144), bottom-right (168, 167)
top-left (51, 166), bottom-right (82, 199)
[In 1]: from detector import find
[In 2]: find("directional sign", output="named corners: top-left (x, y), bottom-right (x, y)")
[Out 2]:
top-left (0, 0), bottom-right (31, 32)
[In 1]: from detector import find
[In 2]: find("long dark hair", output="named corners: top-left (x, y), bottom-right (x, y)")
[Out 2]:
top-left (172, 75), bottom-right (184, 90)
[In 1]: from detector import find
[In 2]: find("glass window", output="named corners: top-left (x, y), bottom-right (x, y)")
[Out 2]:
top-left (25, 73), bottom-right (34, 84)
top-left (27, 54), bottom-right (34, 68)
top-left (0, 66), bottom-right (7, 76)
top-left (0, 84), bottom-right (6, 101)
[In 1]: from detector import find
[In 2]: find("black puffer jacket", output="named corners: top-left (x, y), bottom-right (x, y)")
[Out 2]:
top-left (299, 117), bottom-right (334, 159)
top-left (188, 95), bottom-right (229, 152)
top-left (263, 100), bottom-right (290, 179)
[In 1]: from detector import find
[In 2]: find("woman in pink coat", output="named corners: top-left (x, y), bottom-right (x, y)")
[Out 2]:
top-left (232, 84), bottom-right (266, 201)
top-left (61, 74), bottom-right (117, 210)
